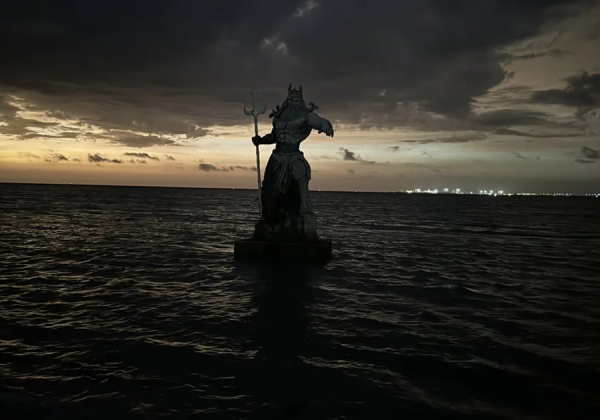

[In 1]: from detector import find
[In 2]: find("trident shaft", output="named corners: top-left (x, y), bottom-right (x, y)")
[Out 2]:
top-left (243, 89), bottom-right (267, 218)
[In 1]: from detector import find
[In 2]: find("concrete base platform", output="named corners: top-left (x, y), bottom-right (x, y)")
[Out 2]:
top-left (234, 238), bottom-right (332, 262)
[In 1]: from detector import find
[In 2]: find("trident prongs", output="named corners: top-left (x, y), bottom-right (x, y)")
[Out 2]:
top-left (243, 89), bottom-right (267, 118)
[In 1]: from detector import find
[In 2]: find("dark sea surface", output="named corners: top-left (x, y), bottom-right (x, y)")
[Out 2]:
top-left (1, 183), bottom-right (599, 420)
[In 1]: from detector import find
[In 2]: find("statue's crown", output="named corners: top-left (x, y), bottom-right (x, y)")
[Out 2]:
top-left (287, 83), bottom-right (303, 99)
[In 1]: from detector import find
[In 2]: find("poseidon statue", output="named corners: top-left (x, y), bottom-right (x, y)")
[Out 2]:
top-left (251, 84), bottom-right (334, 243)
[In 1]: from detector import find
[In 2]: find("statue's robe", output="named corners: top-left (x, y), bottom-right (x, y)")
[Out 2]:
top-left (261, 151), bottom-right (312, 222)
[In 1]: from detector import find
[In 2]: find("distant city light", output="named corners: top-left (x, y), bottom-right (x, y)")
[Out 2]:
top-left (390, 189), bottom-right (598, 197)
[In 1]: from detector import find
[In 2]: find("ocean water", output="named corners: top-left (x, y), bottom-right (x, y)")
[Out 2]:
top-left (0, 183), bottom-right (599, 420)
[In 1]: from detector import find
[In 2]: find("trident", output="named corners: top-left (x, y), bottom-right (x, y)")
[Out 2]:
top-left (243, 89), bottom-right (267, 218)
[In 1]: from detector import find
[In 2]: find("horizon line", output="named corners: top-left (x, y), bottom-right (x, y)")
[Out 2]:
top-left (0, 181), bottom-right (597, 196)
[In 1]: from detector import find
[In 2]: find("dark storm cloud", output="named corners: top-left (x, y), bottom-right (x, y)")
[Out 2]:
top-left (123, 152), bottom-right (160, 161)
top-left (87, 153), bottom-right (122, 164)
top-left (531, 72), bottom-right (600, 111)
top-left (198, 163), bottom-right (256, 172)
top-left (0, 0), bottom-right (590, 138)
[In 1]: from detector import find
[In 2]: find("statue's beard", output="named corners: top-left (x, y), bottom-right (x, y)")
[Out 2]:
top-left (280, 103), bottom-right (307, 120)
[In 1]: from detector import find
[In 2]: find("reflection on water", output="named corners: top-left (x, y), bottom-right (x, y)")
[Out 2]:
top-left (250, 263), bottom-right (312, 365)
top-left (244, 261), bottom-right (315, 416)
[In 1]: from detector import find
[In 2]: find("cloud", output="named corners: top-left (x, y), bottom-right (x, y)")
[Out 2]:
top-left (499, 48), bottom-right (571, 64)
top-left (109, 131), bottom-right (179, 148)
top-left (580, 146), bottom-right (600, 160)
top-left (338, 147), bottom-right (375, 164)
top-left (129, 159), bottom-right (147, 164)
top-left (568, 146), bottom-right (600, 163)
top-left (406, 132), bottom-right (487, 144)
top-left (123, 152), bottom-right (160, 161)
top-left (230, 165), bottom-right (257, 171)
top-left (87, 153), bottom-right (123, 164)
top-left (21, 131), bottom-right (81, 140)
top-left (0, 116), bottom-right (59, 138)
top-left (198, 163), bottom-right (256, 172)
top-left (198, 163), bottom-right (216, 171)
top-left (44, 153), bottom-right (69, 162)
top-left (293, 0), bottom-right (319, 18)
top-left (164, 154), bottom-right (176, 161)
top-left (0, 0), bottom-right (590, 138)
top-left (339, 148), bottom-right (359, 161)
top-left (470, 110), bottom-right (559, 128)
top-left (0, 96), bottom-right (19, 117)
top-left (493, 128), bottom-right (584, 138)
top-left (531, 72), bottom-right (600, 112)
top-left (186, 127), bottom-right (210, 139)
top-left (18, 152), bottom-right (41, 159)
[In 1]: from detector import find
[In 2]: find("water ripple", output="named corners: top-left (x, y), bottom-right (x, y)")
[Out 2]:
top-left (1, 184), bottom-right (599, 419)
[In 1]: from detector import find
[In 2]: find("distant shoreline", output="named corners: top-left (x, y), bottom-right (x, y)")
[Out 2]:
top-left (1, 181), bottom-right (598, 197)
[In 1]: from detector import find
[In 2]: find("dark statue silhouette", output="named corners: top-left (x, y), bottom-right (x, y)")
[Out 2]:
top-left (250, 84), bottom-right (334, 243)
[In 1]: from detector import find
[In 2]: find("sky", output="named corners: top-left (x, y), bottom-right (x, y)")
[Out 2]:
top-left (1, 0), bottom-right (599, 193)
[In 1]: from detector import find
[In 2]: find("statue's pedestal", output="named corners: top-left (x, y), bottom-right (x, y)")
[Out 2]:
top-left (234, 215), bottom-right (331, 262)
top-left (233, 238), bottom-right (332, 262)
top-left (251, 214), bottom-right (318, 243)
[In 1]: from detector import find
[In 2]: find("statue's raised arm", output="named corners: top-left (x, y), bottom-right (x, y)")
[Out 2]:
top-left (307, 112), bottom-right (334, 137)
